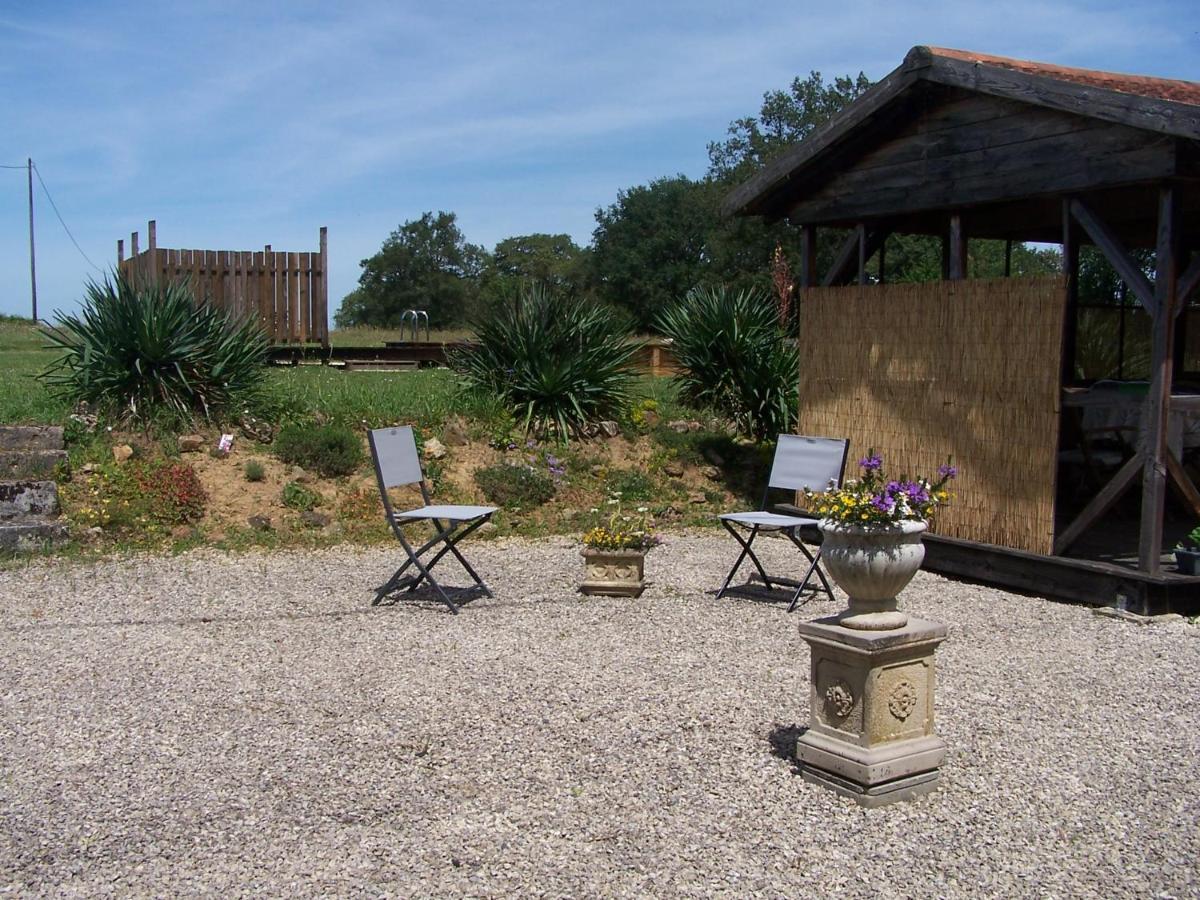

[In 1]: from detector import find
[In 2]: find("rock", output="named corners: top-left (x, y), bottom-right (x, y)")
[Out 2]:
top-left (703, 447), bottom-right (725, 466)
top-left (247, 515), bottom-right (272, 532)
top-left (80, 463), bottom-right (95, 475)
top-left (598, 421), bottom-right (620, 439)
top-left (700, 465), bottom-right (721, 480)
top-left (590, 464), bottom-right (607, 478)
top-left (300, 510), bottom-right (332, 529)
top-left (442, 417), bottom-right (469, 447)
top-left (663, 462), bottom-right (685, 478)
top-left (422, 438), bottom-right (447, 459)
top-left (478, 522), bottom-right (499, 536)
top-left (658, 505), bottom-right (681, 522)
top-left (239, 415), bottom-right (275, 443)
top-left (688, 491), bottom-right (708, 505)
top-left (170, 525), bottom-right (200, 541)
top-left (85, 526), bottom-right (104, 541)
top-left (642, 410), bottom-right (660, 427)
top-left (667, 420), bottom-right (690, 434)
top-left (687, 420), bottom-right (704, 432)
top-left (179, 434), bottom-right (205, 453)
top-left (580, 423), bottom-right (601, 439)
top-left (288, 466), bottom-right (312, 484)
top-left (112, 445), bottom-right (134, 463)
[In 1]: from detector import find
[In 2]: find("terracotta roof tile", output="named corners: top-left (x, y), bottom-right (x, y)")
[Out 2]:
top-left (925, 47), bottom-right (1200, 106)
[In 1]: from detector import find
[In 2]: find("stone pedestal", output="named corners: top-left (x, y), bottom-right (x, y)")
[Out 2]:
top-left (796, 615), bottom-right (947, 808)
top-left (579, 549), bottom-right (645, 597)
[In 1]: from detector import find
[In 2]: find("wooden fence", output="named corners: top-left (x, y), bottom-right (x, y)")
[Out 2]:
top-left (117, 220), bottom-right (329, 347)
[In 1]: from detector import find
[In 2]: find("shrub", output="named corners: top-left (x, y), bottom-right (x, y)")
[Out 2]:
top-left (605, 467), bottom-right (656, 501)
top-left (273, 423), bottom-right (364, 477)
top-left (474, 463), bottom-right (555, 508)
top-left (282, 480), bottom-right (320, 511)
top-left (244, 460), bottom-right (266, 482)
top-left (655, 285), bottom-right (798, 440)
top-left (41, 273), bottom-right (268, 423)
top-left (68, 459), bottom-right (206, 532)
top-left (453, 284), bottom-right (639, 438)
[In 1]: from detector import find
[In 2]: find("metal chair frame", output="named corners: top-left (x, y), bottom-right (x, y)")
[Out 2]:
top-left (717, 435), bottom-right (850, 612)
top-left (368, 426), bottom-right (497, 613)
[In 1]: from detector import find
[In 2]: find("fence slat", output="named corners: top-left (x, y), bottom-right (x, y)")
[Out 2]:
top-left (287, 252), bottom-right (300, 344)
top-left (299, 252), bottom-right (311, 344)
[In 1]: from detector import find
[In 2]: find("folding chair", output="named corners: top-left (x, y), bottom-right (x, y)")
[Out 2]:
top-left (368, 426), bottom-right (498, 613)
top-left (717, 435), bottom-right (849, 612)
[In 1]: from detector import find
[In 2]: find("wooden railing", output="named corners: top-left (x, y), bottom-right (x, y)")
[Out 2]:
top-left (117, 220), bottom-right (329, 348)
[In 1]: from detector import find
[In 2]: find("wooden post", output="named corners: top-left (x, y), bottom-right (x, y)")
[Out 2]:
top-left (27, 159), bottom-right (37, 321)
top-left (799, 225), bottom-right (815, 289)
top-left (948, 213), bottom-right (966, 280)
top-left (319, 226), bottom-right (329, 347)
top-left (117, 239), bottom-right (124, 264)
top-left (1139, 186), bottom-right (1180, 574)
top-left (1061, 200), bottom-right (1080, 386)
top-left (856, 223), bottom-right (868, 285)
top-left (147, 220), bottom-right (157, 286)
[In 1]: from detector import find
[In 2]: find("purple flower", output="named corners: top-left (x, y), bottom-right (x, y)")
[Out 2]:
top-left (870, 493), bottom-right (895, 513)
top-left (859, 454), bottom-right (883, 472)
top-left (938, 464), bottom-right (958, 479)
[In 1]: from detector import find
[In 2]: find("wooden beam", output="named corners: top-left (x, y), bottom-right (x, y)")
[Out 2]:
top-left (799, 225), bottom-right (816, 288)
top-left (1139, 185), bottom-right (1181, 574)
top-left (1166, 448), bottom-right (1200, 519)
top-left (1054, 452), bottom-right (1142, 556)
top-left (856, 224), bottom-right (868, 285)
top-left (1177, 252), bottom-right (1200, 309)
top-left (1062, 200), bottom-right (1080, 385)
top-left (821, 229), bottom-right (862, 287)
top-left (1069, 198), bottom-right (1157, 317)
top-left (948, 213), bottom-right (966, 280)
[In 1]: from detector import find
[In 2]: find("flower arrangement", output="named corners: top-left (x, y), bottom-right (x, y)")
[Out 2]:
top-left (804, 451), bottom-right (957, 526)
top-left (581, 496), bottom-right (661, 552)
top-left (1174, 525), bottom-right (1200, 552)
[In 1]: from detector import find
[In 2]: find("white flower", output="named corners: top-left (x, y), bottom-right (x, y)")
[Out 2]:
top-left (589, 507), bottom-right (599, 513)
top-left (636, 506), bottom-right (648, 513)
top-left (606, 499), bottom-right (618, 505)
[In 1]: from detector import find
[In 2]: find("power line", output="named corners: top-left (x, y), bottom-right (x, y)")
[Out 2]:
top-left (0, 163), bottom-right (30, 169)
top-left (31, 162), bottom-right (105, 274)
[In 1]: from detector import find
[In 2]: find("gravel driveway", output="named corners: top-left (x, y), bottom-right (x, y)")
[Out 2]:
top-left (1, 534), bottom-right (1197, 897)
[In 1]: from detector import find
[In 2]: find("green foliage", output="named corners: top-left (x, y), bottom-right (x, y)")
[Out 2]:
top-left (40, 273), bottom-right (268, 424)
top-left (707, 71), bottom-right (873, 183)
top-left (656, 285), bottom-right (798, 440)
top-left (282, 480), bottom-right (320, 511)
top-left (484, 233), bottom-right (588, 300)
top-left (335, 211), bottom-right (487, 329)
top-left (474, 463), bottom-right (555, 508)
top-left (244, 460), bottom-right (266, 482)
top-left (604, 467), bottom-right (656, 501)
top-left (67, 459), bottom-right (206, 532)
top-left (453, 284), bottom-right (639, 438)
top-left (273, 423), bottom-right (364, 477)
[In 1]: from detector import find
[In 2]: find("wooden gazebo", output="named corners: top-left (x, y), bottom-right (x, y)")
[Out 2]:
top-left (726, 46), bottom-right (1200, 612)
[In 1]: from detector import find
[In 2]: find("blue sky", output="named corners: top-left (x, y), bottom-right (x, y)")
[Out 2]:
top-left (1, 0), bottom-right (1198, 322)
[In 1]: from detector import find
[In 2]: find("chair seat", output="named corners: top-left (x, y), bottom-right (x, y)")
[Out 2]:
top-left (394, 504), bottom-right (497, 522)
top-left (719, 510), bottom-right (819, 529)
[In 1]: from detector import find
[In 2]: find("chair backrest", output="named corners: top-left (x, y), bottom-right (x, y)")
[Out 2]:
top-left (767, 435), bottom-right (849, 494)
top-left (368, 426), bottom-right (425, 488)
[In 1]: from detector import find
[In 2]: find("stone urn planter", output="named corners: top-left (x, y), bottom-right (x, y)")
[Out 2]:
top-left (818, 519), bottom-right (928, 630)
top-left (580, 548), bottom-right (646, 597)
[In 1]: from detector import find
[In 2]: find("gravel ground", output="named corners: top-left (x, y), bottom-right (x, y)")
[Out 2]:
top-left (0, 533), bottom-right (1197, 898)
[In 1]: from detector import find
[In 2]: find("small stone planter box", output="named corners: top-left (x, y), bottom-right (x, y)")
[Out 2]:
top-left (580, 549), bottom-right (645, 597)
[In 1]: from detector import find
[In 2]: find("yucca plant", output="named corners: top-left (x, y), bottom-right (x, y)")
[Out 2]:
top-left (453, 284), bottom-right (639, 438)
top-left (656, 285), bottom-right (798, 440)
top-left (41, 273), bottom-right (268, 423)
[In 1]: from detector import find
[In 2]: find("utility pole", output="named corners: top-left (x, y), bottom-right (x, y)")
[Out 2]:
top-left (27, 158), bottom-right (37, 322)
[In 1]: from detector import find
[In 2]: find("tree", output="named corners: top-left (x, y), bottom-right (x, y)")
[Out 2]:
top-left (707, 71), bottom-right (872, 184)
top-left (589, 176), bottom-right (721, 331)
top-left (482, 233), bottom-right (588, 300)
top-left (334, 211), bottom-right (487, 329)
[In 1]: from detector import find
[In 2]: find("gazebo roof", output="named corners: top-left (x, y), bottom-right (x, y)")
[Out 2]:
top-left (724, 46), bottom-right (1200, 243)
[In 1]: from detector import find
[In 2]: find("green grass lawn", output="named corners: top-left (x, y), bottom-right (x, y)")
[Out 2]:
top-left (0, 317), bottom-right (70, 424)
top-left (0, 317), bottom-right (690, 431)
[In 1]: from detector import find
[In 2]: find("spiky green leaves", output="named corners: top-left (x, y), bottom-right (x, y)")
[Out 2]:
top-left (41, 273), bottom-right (268, 423)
